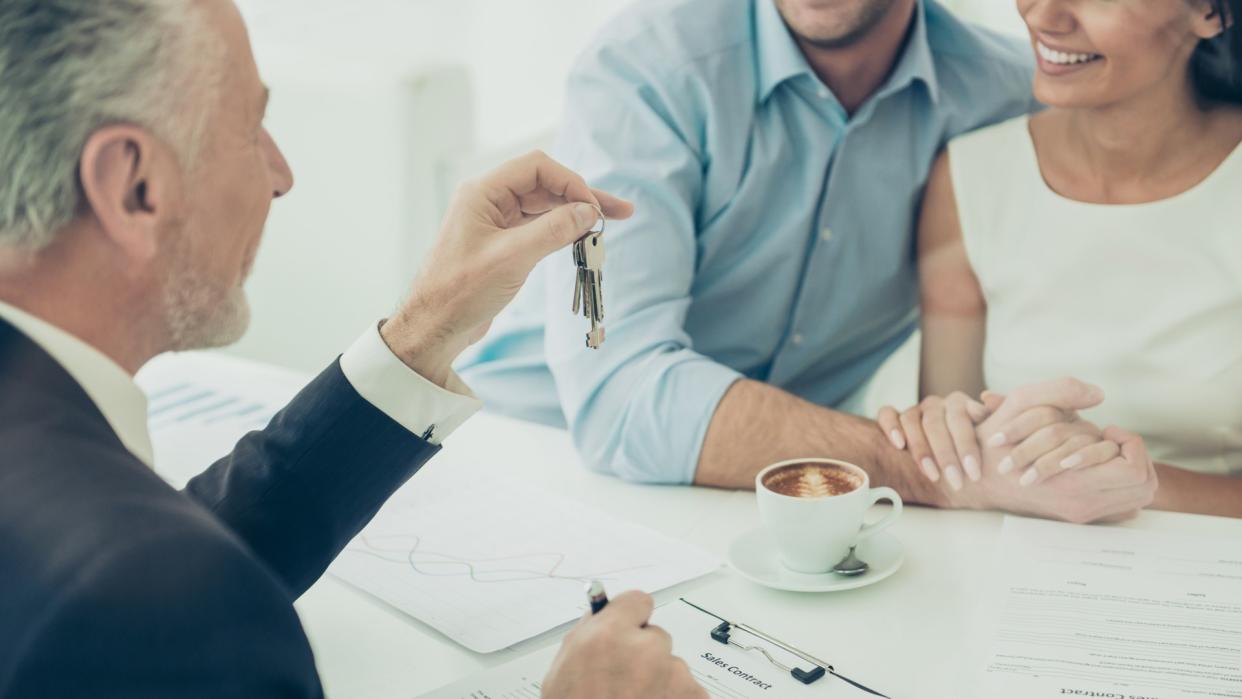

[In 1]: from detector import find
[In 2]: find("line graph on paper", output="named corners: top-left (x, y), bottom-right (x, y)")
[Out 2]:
top-left (351, 532), bottom-right (657, 584)
top-left (135, 352), bottom-right (306, 488)
top-left (329, 468), bottom-right (721, 653)
top-left (146, 381), bottom-right (280, 434)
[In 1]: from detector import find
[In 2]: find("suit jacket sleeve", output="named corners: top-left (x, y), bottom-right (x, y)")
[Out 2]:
top-left (6, 529), bottom-right (324, 699)
top-left (183, 359), bottom-right (440, 597)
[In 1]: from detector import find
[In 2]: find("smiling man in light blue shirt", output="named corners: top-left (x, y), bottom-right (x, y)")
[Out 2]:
top-left (460, 0), bottom-right (1038, 493)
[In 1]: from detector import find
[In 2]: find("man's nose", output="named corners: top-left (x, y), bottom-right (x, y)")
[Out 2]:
top-left (264, 129), bottom-right (295, 199)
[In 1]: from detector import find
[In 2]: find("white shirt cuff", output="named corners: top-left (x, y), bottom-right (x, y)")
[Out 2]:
top-left (339, 322), bottom-right (482, 445)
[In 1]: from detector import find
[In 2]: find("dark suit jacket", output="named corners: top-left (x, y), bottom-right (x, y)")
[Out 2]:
top-left (0, 317), bottom-right (440, 697)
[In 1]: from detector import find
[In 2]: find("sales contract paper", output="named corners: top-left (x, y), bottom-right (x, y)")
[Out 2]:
top-left (417, 599), bottom-right (884, 698)
top-left (979, 516), bottom-right (1242, 698)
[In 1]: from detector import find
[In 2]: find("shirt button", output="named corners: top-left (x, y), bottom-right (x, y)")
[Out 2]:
top-left (791, 333), bottom-right (804, 346)
top-left (820, 227), bottom-right (834, 242)
top-left (817, 87), bottom-right (830, 99)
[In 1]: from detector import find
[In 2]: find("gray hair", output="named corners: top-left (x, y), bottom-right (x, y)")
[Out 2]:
top-left (0, 0), bottom-right (220, 250)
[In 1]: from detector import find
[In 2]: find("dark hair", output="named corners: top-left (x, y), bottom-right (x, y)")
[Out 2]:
top-left (1192, 0), bottom-right (1242, 104)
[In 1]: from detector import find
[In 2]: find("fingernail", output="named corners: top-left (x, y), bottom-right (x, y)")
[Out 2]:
top-left (944, 466), bottom-right (964, 491)
top-left (998, 456), bottom-right (1014, 475)
top-left (987, 433), bottom-right (1007, 448)
top-left (963, 455), bottom-right (981, 482)
top-left (573, 203), bottom-right (598, 228)
top-left (889, 430), bottom-right (906, 450)
top-left (921, 458), bottom-right (940, 483)
top-left (1084, 385), bottom-right (1104, 402)
top-left (1061, 454), bottom-right (1083, 470)
top-left (1019, 468), bottom-right (1038, 487)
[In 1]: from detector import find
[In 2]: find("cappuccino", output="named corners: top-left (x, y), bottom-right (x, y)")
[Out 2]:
top-left (762, 462), bottom-right (863, 498)
top-left (755, 458), bottom-right (903, 574)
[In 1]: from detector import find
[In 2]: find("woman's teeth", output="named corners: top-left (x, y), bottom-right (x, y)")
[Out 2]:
top-left (1037, 42), bottom-right (1101, 66)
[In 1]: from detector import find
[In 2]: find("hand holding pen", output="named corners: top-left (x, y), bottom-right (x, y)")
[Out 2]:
top-left (587, 579), bottom-right (610, 614)
top-left (540, 582), bottom-right (707, 699)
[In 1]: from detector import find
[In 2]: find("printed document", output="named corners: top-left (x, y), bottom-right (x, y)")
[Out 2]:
top-left (417, 599), bottom-right (885, 698)
top-left (137, 352), bottom-right (720, 654)
top-left (328, 468), bottom-right (721, 653)
top-left (137, 352), bottom-right (305, 487)
top-left (979, 516), bottom-right (1242, 698)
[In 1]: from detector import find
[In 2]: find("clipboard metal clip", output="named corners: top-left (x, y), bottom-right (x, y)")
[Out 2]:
top-left (681, 598), bottom-right (891, 698)
top-left (710, 620), bottom-right (828, 685)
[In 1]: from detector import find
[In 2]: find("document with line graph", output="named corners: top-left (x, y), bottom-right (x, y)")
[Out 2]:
top-left (136, 351), bottom-right (720, 653)
top-left (979, 517), bottom-right (1242, 698)
top-left (328, 465), bottom-right (722, 653)
top-left (136, 352), bottom-right (306, 487)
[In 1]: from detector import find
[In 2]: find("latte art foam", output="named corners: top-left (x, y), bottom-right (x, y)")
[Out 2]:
top-left (763, 463), bottom-right (863, 498)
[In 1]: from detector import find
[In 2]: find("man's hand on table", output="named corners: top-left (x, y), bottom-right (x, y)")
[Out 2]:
top-left (379, 151), bottom-right (634, 388)
top-left (542, 591), bottom-right (707, 699)
top-left (879, 378), bottom-right (1158, 523)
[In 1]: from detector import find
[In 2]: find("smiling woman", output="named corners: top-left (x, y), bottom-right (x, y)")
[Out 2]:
top-left (1018, 0), bottom-right (1239, 109)
top-left (877, 0), bottom-right (1242, 519)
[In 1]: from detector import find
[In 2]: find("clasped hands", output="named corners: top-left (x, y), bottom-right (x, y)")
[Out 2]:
top-left (878, 379), bottom-right (1158, 523)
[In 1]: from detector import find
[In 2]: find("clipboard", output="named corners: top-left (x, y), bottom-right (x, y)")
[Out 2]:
top-left (678, 598), bottom-right (892, 698)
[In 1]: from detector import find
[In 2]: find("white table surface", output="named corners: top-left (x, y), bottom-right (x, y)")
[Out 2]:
top-left (294, 411), bottom-right (1242, 699)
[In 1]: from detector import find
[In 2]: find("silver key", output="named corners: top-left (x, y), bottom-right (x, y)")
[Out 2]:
top-left (571, 209), bottom-right (607, 349)
top-left (571, 249), bottom-right (584, 316)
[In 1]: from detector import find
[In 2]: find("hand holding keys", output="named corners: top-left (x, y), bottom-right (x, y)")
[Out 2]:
top-left (571, 206), bottom-right (607, 349)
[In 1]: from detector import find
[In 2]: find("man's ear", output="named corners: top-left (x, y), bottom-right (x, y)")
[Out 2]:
top-left (78, 126), bottom-right (181, 266)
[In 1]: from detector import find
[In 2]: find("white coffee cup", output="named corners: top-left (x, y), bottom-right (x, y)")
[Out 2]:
top-left (755, 458), bottom-right (903, 574)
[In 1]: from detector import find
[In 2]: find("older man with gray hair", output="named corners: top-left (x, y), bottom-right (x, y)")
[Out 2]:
top-left (0, 1), bottom-right (705, 697)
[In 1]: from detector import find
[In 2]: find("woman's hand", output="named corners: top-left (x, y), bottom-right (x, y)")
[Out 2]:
top-left (877, 392), bottom-right (989, 490)
top-left (879, 378), bottom-right (1113, 491)
top-left (986, 416), bottom-right (1121, 487)
top-left (976, 425), bottom-right (1157, 524)
top-left (882, 379), bottom-right (1157, 522)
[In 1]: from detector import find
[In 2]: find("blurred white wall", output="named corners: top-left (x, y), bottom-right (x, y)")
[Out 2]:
top-left (227, 0), bottom-right (1024, 375)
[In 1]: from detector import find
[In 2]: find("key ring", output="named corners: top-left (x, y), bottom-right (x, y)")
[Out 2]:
top-left (585, 202), bottom-right (606, 239)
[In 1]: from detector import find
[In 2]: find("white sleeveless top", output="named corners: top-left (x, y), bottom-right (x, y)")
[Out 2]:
top-left (948, 116), bottom-right (1242, 476)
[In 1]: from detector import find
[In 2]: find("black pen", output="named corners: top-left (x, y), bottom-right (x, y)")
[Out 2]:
top-left (586, 579), bottom-right (609, 614)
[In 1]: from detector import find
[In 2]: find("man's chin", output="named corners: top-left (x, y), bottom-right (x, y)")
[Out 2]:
top-left (164, 287), bottom-right (251, 353)
top-left (200, 296), bottom-right (251, 350)
top-left (781, 0), bottom-right (898, 50)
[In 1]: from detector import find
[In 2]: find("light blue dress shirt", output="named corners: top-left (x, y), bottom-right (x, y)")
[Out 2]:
top-left (459, 0), bottom-right (1038, 484)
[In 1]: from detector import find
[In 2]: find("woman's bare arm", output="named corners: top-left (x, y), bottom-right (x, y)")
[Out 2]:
top-left (917, 151), bottom-right (987, 399)
top-left (1151, 465), bottom-right (1242, 517)
top-left (878, 150), bottom-right (991, 488)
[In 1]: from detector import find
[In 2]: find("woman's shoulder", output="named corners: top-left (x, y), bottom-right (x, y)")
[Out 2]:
top-left (943, 114), bottom-right (1037, 201)
top-left (933, 115), bottom-right (1042, 272)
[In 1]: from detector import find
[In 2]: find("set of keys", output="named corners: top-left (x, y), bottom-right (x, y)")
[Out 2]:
top-left (571, 206), bottom-right (606, 349)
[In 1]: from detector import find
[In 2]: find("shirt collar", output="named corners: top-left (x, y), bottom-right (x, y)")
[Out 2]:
top-left (883, 0), bottom-right (941, 103)
top-left (0, 301), bottom-right (154, 468)
top-left (755, 0), bottom-right (941, 105)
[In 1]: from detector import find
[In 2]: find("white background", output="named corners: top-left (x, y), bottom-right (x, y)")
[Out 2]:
top-left (228, 0), bottom-right (1024, 395)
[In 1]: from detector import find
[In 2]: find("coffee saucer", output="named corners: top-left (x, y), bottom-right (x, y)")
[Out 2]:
top-left (727, 528), bottom-right (904, 593)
